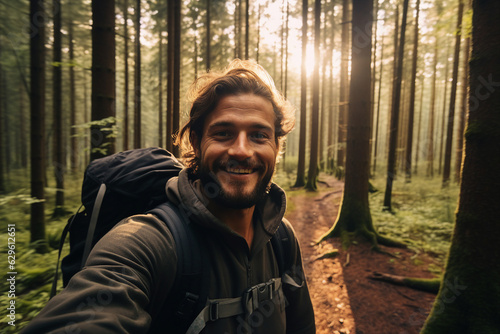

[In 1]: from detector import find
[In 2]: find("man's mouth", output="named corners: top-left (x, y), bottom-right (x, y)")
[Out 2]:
top-left (226, 167), bottom-right (255, 174)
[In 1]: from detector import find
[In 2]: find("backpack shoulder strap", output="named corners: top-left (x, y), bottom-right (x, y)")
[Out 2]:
top-left (271, 221), bottom-right (304, 289)
top-left (148, 202), bottom-right (211, 333)
top-left (270, 220), bottom-right (292, 275)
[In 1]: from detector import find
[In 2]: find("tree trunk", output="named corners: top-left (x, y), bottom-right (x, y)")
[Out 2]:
top-left (421, 1), bottom-right (500, 331)
top-left (52, 0), bottom-right (66, 217)
top-left (245, 0), bottom-right (249, 59)
top-left (69, 18), bottom-right (78, 172)
top-left (414, 80), bottom-right (425, 174)
top-left (133, 0), bottom-right (141, 148)
top-left (327, 5), bottom-right (336, 171)
top-left (372, 35), bottom-right (385, 175)
top-left (383, 0), bottom-right (410, 212)
top-left (305, 0), bottom-right (321, 191)
top-left (30, 0), bottom-right (48, 252)
top-left (319, 0), bottom-right (402, 248)
top-left (438, 43), bottom-right (451, 175)
top-left (293, 0), bottom-right (308, 188)
top-left (455, 0), bottom-right (471, 183)
top-left (442, 0), bottom-right (464, 187)
top-left (158, 26), bottom-right (163, 148)
top-left (427, 36), bottom-right (439, 177)
top-left (206, 0), bottom-right (211, 71)
top-left (172, 0), bottom-right (181, 157)
top-left (123, 0), bottom-right (130, 151)
top-left (91, 0), bottom-right (116, 161)
top-left (404, 0), bottom-right (420, 182)
top-left (336, 0), bottom-right (350, 169)
top-left (166, 0), bottom-right (174, 151)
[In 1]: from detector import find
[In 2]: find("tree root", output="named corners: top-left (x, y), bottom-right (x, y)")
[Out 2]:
top-left (368, 271), bottom-right (440, 294)
top-left (314, 250), bottom-right (340, 261)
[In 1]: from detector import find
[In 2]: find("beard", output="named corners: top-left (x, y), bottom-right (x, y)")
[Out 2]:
top-left (198, 158), bottom-right (274, 209)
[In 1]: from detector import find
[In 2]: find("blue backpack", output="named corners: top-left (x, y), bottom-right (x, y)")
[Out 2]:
top-left (51, 147), bottom-right (295, 333)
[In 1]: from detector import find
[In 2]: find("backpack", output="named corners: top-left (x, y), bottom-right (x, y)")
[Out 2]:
top-left (51, 147), bottom-right (296, 333)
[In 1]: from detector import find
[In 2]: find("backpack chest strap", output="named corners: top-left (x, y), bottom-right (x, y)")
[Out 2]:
top-left (186, 277), bottom-right (283, 334)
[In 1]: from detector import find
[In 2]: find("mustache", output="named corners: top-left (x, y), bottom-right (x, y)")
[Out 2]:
top-left (217, 158), bottom-right (263, 170)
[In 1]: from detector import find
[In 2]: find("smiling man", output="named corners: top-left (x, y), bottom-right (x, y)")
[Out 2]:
top-left (22, 60), bottom-right (315, 334)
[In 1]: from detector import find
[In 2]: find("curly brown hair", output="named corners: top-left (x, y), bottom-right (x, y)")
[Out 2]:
top-left (176, 59), bottom-right (295, 172)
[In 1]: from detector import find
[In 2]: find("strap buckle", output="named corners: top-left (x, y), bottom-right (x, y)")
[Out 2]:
top-left (208, 300), bottom-right (219, 321)
top-left (242, 278), bottom-right (277, 315)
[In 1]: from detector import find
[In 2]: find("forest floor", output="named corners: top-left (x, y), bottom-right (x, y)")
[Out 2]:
top-left (285, 175), bottom-right (439, 334)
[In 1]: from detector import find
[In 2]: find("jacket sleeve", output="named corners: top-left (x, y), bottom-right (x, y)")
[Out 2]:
top-left (21, 214), bottom-right (177, 334)
top-left (282, 219), bottom-right (316, 334)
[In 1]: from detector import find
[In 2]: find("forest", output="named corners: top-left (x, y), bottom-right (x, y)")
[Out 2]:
top-left (0, 0), bottom-right (499, 333)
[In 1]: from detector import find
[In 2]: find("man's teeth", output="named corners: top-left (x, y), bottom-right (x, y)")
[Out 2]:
top-left (227, 167), bottom-right (253, 174)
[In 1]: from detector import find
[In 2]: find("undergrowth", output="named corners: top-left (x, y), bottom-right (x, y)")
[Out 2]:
top-left (0, 170), bottom-right (82, 332)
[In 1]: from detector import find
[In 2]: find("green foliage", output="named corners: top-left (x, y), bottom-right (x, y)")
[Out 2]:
top-left (0, 174), bottom-right (81, 330)
top-left (370, 174), bottom-right (459, 268)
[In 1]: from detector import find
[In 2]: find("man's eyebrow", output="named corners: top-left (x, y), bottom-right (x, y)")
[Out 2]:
top-left (207, 121), bottom-right (274, 132)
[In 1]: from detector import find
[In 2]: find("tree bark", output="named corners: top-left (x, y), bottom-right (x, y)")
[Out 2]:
top-left (133, 0), bottom-right (141, 148)
top-left (336, 0), bottom-right (350, 170)
top-left (427, 36), bottom-right (439, 177)
top-left (172, 0), bottom-right (181, 157)
top-left (319, 0), bottom-right (403, 248)
top-left (421, 1), bottom-right (500, 331)
top-left (404, 0), bottom-right (420, 182)
top-left (69, 18), bottom-right (78, 172)
top-left (293, 0), bottom-right (308, 188)
top-left (166, 0), bottom-right (174, 151)
top-left (455, 0), bottom-right (471, 183)
top-left (123, 0), bottom-right (130, 151)
top-left (383, 0), bottom-right (410, 211)
top-left (52, 0), bottom-right (66, 216)
top-left (90, 0), bottom-right (116, 161)
top-left (305, 0), bottom-right (321, 191)
top-left (442, 0), bottom-right (464, 187)
top-left (30, 0), bottom-right (48, 252)
top-left (206, 0), bottom-right (211, 70)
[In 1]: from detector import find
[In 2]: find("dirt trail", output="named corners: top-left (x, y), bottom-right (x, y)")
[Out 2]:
top-left (285, 176), bottom-right (437, 334)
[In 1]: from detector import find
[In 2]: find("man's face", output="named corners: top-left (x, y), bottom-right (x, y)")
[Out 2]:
top-left (195, 93), bottom-right (279, 209)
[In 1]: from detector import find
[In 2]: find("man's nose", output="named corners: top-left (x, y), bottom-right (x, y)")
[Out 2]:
top-left (228, 133), bottom-right (253, 159)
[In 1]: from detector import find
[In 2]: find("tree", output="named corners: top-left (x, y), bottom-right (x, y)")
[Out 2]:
top-left (442, 0), bottom-right (464, 187)
top-left (305, 0), bottom-right (321, 191)
top-left (293, 0), bottom-right (308, 188)
top-left (455, 0), bottom-right (471, 183)
top-left (123, 0), bottom-right (130, 150)
top-left (383, 0), bottom-right (410, 212)
top-left (172, 0), bottom-right (181, 157)
top-left (421, 1), bottom-right (500, 331)
top-left (29, 0), bottom-right (48, 252)
top-left (68, 15), bottom-right (78, 172)
top-left (336, 0), bottom-right (350, 170)
top-left (90, 0), bottom-right (116, 161)
top-left (133, 0), bottom-right (141, 148)
top-left (404, 0), bottom-right (420, 182)
top-left (52, 0), bottom-right (66, 217)
top-left (319, 0), bottom-right (403, 249)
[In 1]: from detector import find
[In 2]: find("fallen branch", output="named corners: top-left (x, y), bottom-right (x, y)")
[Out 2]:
top-left (314, 250), bottom-right (340, 261)
top-left (368, 272), bottom-right (440, 294)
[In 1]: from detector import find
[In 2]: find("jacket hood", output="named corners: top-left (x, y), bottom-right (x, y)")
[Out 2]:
top-left (165, 169), bottom-right (287, 249)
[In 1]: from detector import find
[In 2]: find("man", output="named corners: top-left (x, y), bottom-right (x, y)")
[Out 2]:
top-left (22, 60), bottom-right (315, 333)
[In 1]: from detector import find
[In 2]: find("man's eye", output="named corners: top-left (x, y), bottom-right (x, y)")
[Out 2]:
top-left (252, 132), bottom-right (269, 140)
top-left (214, 131), bottom-right (230, 138)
